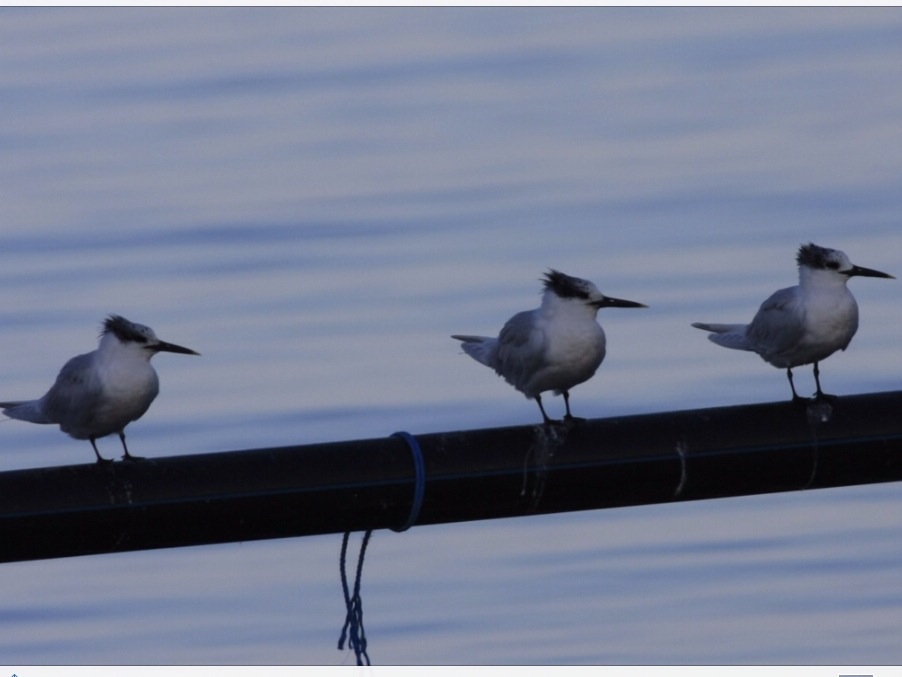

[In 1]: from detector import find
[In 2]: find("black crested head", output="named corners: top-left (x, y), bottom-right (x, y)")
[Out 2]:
top-left (101, 315), bottom-right (150, 344)
top-left (796, 243), bottom-right (837, 270)
top-left (542, 269), bottom-right (591, 300)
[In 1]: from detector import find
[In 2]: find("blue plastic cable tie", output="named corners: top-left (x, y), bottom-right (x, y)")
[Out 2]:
top-left (391, 431), bottom-right (425, 533)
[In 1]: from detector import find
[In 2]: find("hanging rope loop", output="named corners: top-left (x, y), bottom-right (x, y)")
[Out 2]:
top-left (337, 529), bottom-right (372, 666)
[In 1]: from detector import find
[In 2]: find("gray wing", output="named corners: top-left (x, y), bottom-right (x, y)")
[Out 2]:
top-left (745, 286), bottom-right (806, 358)
top-left (40, 352), bottom-right (104, 427)
top-left (494, 310), bottom-right (547, 394)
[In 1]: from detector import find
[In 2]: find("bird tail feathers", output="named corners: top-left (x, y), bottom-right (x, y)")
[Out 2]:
top-left (0, 400), bottom-right (52, 424)
top-left (451, 335), bottom-right (496, 367)
top-left (691, 323), bottom-right (753, 351)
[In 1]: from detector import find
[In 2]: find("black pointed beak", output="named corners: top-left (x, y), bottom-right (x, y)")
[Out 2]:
top-left (153, 340), bottom-right (200, 356)
top-left (846, 264), bottom-right (895, 280)
top-left (593, 295), bottom-right (648, 309)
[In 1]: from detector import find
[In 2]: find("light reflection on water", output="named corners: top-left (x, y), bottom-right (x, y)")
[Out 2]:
top-left (1, 7), bottom-right (902, 665)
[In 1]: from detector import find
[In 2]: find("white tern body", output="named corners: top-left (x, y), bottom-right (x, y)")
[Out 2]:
top-left (692, 243), bottom-right (893, 400)
top-left (1, 315), bottom-right (199, 462)
top-left (453, 269), bottom-right (646, 423)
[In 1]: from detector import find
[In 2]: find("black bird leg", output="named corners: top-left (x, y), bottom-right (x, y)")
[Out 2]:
top-left (786, 367), bottom-right (803, 402)
top-left (119, 431), bottom-right (144, 461)
top-left (562, 390), bottom-right (584, 423)
top-left (813, 362), bottom-right (824, 399)
top-left (534, 395), bottom-right (555, 425)
top-left (90, 438), bottom-right (112, 464)
top-left (811, 361), bottom-right (837, 403)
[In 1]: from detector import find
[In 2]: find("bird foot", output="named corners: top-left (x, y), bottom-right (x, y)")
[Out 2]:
top-left (793, 391), bottom-right (838, 404)
top-left (541, 415), bottom-right (584, 427)
top-left (122, 453), bottom-right (146, 462)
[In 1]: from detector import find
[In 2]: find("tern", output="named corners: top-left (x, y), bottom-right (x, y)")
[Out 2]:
top-left (452, 269), bottom-right (647, 424)
top-left (692, 242), bottom-right (894, 401)
top-left (1, 315), bottom-right (199, 463)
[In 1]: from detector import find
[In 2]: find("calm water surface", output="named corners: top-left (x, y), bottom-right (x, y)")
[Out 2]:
top-left (1, 7), bottom-right (902, 665)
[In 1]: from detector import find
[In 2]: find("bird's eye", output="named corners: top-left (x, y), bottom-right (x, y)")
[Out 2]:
top-left (826, 261), bottom-right (840, 270)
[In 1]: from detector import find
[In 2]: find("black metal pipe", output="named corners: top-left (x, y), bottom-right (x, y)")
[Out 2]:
top-left (2, 391), bottom-right (902, 564)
